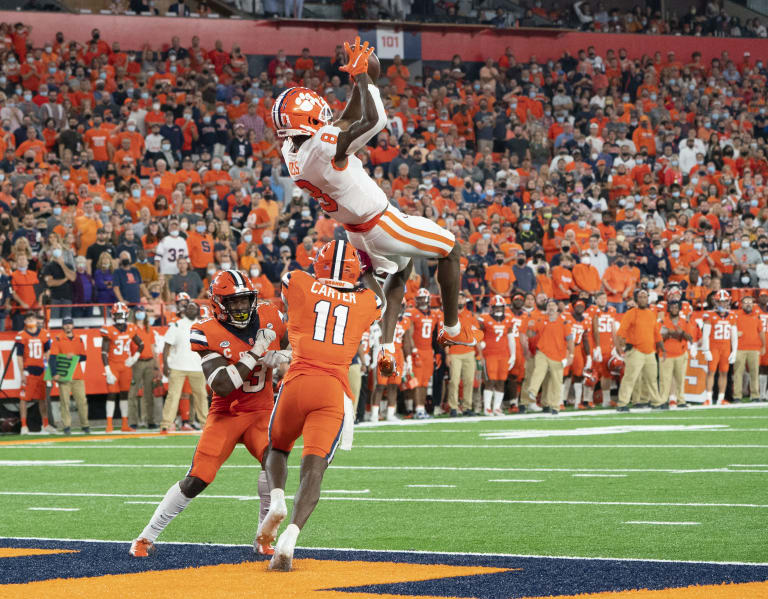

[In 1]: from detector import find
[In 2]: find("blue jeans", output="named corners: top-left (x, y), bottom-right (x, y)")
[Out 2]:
top-left (608, 301), bottom-right (626, 313)
top-left (49, 298), bottom-right (72, 320)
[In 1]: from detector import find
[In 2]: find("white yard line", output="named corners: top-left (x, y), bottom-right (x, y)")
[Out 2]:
top-left (407, 484), bottom-right (456, 488)
top-left (488, 479), bottom-right (544, 483)
top-left (123, 501), bottom-right (159, 505)
top-left (625, 521), bottom-right (700, 526)
top-left (1, 463), bottom-right (766, 474)
top-left (2, 490), bottom-right (768, 509)
top-left (27, 507), bottom-right (79, 512)
top-left (321, 489), bottom-right (370, 494)
top-left (573, 474), bottom-right (628, 478)
top-left (3, 535), bottom-right (767, 567)
top-left (7, 443), bottom-right (767, 449)
top-left (730, 464), bottom-right (768, 467)
top-left (0, 460), bottom-right (84, 465)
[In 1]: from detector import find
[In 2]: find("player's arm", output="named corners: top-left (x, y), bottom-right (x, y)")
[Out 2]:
top-left (125, 333), bottom-right (144, 368)
top-left (198, 348), bottom-right (263, 397)
top-left (13, 338), bottom-right (26, 385)
top-left (101, 333), bottom-right (118, 385)
top-left (506, 332), bottom-right (516, 366)
top-left (334, 71), bottom-right (386, 167)
top-left (581, 329), bottom-right (591, 357)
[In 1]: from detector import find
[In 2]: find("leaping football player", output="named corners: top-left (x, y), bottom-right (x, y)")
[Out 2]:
top-left (258, 240), bottom-right (382, 571)
top-left (272, 37), bottom-right (475, 382)
top-left (129, 270), bottom-right (290, 558)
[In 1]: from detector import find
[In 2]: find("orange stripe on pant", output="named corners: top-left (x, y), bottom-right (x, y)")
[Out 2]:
top-left (377, 219), bottom-right (451, 258)
top-left (384, 211), bottom-right (455, 247)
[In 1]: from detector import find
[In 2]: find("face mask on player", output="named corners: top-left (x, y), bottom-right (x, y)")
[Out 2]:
top-left (114, 315), bottom-right (127, 331)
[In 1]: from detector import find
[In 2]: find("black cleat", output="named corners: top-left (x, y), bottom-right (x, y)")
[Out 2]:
top-left (651, 403), bottom-right (670, 410)
top-left (617, 406), bottom-right (630, 413)
top-left (463, 410), bottom-right (475, 417)
top-left (542, 406), bottom-right (551, 413)
top-left (677, 403), bottom-right (689, 408)
top-left (82, 426), bottom-right (91, 434)
top-left (550, 409), bottom-right (559, 415)
top-left (449, 409), bottom-right (459, 417)
top-left (517, 405), bottom-right (527, 414)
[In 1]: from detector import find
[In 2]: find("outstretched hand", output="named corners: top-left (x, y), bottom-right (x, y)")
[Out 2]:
top-left (340, 36), bottom-right (374, 79)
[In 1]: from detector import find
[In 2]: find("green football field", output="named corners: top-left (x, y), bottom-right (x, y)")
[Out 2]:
top-left (1, 405), bottom-right (768, 564)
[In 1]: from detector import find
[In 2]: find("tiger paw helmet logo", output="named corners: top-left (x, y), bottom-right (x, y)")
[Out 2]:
top-left (295, 92), bottom-right (323, 112)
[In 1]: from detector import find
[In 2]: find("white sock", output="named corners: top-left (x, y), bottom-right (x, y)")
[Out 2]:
top-left (444, 322), bottom-right (460, 337)
top-left (370, 405), bottom-right (380, 421)
top-left (119, 399), bottom-right (128, 419)
top-left (277, 522), bottom-right (300, 552)
top-left (106, 400), bottom-right (116, 418)
top-left (386, 405), bottom-right (396, 418)
top-left (415, 405), bottom-right (426, 414)
top-left (561, 378), bottom-right (572, 404)
top-left (405, 399), bottom-right (413, 412)
top-left (483, 389), bottom-right (493, 412)
top-left (382, 342), bottom-right (395, 354)
top-left (760, 375), bottom-right (768, 399)
top-left (718, 393), bottom-right (725, 404)
top-left (139, 482), bottom-right (192, 542)
top-left (573, 383), bottom-right (583, 406)
top-left (258, 470), bottom-right (270, 526)
top-left (51, 401), bottom-right (61, 427)
top-left (270, 488), bottom-right (285, 505)
top-left (492, 390), bottom-right (504, 411)
top-left (584, 386), bottom-right (594, 404)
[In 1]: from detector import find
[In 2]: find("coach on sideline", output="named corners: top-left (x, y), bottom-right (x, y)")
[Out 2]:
top-left (616, 289), bottom-right (665, 412)
top-left (526, 299), bottom-right (574, 415)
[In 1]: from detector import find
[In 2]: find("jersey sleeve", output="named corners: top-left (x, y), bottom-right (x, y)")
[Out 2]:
top-left (189, 323), bottom-right (208, 353)
top-left (13, 334), bottom-right (23, 356)
top-left (99, 326), bottom-right (110, 339)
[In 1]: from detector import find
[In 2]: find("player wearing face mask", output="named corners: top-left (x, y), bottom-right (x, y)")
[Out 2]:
top-left (126, 307), bottom-right (159, 429)
top-left (187, 220), bottom-right (216, 280)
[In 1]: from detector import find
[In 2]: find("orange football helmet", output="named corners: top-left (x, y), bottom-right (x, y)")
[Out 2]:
top-left (175, 291), bottom-right (191, 311)
top-left (272, 87), bottom-right (333, 138)
top-left (209, 269), bottom-right (258, 329)
top-left (415, 288), bottom-right (430, 312)
top-left (607, 354), bottom-right (625, 379)
top-left (313, 240), bottom-right (361, 290)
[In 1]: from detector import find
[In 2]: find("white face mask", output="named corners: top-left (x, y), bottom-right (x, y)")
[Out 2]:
top-left (250, 268), bottom-right (260, 277)
top-left (220, 262), bottom-right (231, 270)
top-left (262, 236), bottom-right (273, 245)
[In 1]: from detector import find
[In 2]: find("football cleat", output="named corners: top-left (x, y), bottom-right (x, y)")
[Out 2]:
top-left (269, 530), bottom-right (296, 572)
top-left (254, 540), bottom-right (275, 556)
top-left (43, 424), bottom-right (58, 434)
top-left (20, 426), bottom-right (29, 435)
top-left (437, 323), bottom-right (477, 347)
top-left (378, 350), bottom-right (398, 377)
top-left (129, 538), bottom-right (156, 557)
top-left (256, 497), bottom-right (287, 548)
top-left (493, 408), bottom-right (504, 417)
top-left (180, 422), bottom-right (195, 431)
top-left (121, 423), bottom-right (136, 432)
top-left (105, 421), bottom-right (114, 433)
top-left (484, 408), bottom-right (493, 416)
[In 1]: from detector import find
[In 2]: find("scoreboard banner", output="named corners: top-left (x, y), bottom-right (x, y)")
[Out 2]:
top-left (0, 328), bottom-right (167, 399)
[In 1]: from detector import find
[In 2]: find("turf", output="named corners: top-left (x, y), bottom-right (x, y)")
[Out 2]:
top-left (1, 406), bottom-right (767, 564)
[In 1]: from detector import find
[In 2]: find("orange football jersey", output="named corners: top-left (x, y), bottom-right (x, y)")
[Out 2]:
top-left (190, 302), bottom-right (285, 414)
top-left (281, 269), bottom-right (381, 398)
top-left (593, 306), bottom-right (619, 352)
top-left (100, 324), bottom-right (138, 366)
top-left (565, 313), bottom-right (589, 347)
top-left (14, 328), bottom-right (51, 376)
top-left (409, 308), bottom-right (441, 352)
top-left (479, 313), bottom-right (513, 356)
top-left (703, 310), bottom-right (738, 348)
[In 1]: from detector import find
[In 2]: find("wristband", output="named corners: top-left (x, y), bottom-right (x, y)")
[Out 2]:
top-left (238, 351), bottom-right (259, 371)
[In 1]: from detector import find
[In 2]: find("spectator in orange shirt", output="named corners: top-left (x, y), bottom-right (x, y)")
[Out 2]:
top-left (386, 55), bottom-right (410, 94)
top-left (734, 296), bottom-right (766, 402)
top-left (294, 48), bottom-right (315, 75)
top-left (573, 252), bottom-right (601, 295)
top-left (551, 253), bottom-right (576, 300)
top-left (484, 252), bottom-right (515, 297)
top-left (10, 254), bottom-right (39, 330)
top-left (602, 256), bottom-right (633, 312)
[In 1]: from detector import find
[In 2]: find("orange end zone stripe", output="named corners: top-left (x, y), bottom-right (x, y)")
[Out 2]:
top-left (0, 548), bottom-right (78, 558)
top-left (0, 558), bottom-right (510, 599)
top-left (378, 219), bottom-right (451, 258)
top-left (383, 211), bottom-right (455, 247)
top-left (0, 432), bottom-right (199, 446)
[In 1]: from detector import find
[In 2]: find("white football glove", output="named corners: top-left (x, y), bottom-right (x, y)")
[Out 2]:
top-left (689, 346), bottom-right (698, 359)
top-left (104, 366), bottom-right (117, 386)
top-left (251, 329), bottom-right (277, 357)
top-left (507, 355), bottom-right (516, 370)
top-left (124, 352), bottom-right (140, 368)
top-left (703, 350), bottom-right (713, 362)
top-left (593, 347), bottom-right (602, 362)
top-left (585, 356), bottom-right (593, 371)
top-left (728, 350), bottom-right (737, 365)
top-left (261, 349), bottom-right (292, 369)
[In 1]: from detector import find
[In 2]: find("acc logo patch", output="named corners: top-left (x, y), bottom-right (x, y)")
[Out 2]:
top-left (219, 341), bottom-right (230, 348)
top-left (1, 539), bottom-right (767, 598)
top-left (266, 323), bottom-right (274, 329)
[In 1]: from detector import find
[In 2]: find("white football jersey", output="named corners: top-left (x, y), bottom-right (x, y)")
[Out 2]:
top-left (154, 235), bottom-right (189, 276)
top-left (281, 125), bottom-right (389, 226)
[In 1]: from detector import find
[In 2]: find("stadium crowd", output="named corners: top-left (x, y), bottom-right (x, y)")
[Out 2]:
top-left (1, 17), bottom-right (768, 432)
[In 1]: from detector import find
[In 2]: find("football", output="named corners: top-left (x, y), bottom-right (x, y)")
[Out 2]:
top-left (367, 51), bottom-right (380, 83)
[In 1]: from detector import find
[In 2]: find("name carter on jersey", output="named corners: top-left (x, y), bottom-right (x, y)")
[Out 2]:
top-left (310, 281), bottom-right (358, 303)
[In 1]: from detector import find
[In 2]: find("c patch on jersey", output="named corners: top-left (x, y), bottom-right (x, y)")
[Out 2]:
top-left (1, 538), bottom-right (768, 598)
top-left (219, 341), bottom-right (230, 348)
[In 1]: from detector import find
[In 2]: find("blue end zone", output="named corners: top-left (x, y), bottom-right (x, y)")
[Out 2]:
top-left (1, 538), bottom-right (767, 597)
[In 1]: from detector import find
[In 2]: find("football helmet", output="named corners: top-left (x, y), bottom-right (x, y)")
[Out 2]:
top-left (112, 302), bottom-right (130, 330)
top-left (415, 288), bottom-right (430, 312)
top-left (272, 87), bottom-right (333, 138)
top-left (490, 295), bottom-right (506, 321)
top-left (607, 353), bottom-right (625, 378)
top-left (175, 291), bottom-right (191, 312)
top-left (209, 270), bottom-right (258, 329)
top-left (583, 369), bottom-right (598, 388)
top-left (313, 240), bottom-right (361, 290)
top-left (714, 289), bottom-right (731, 312)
